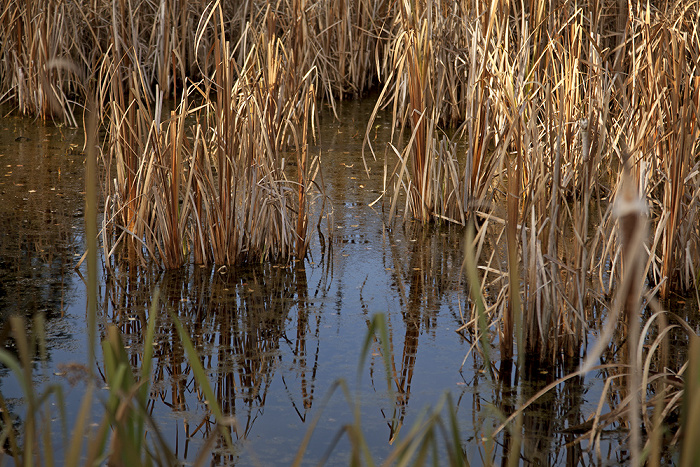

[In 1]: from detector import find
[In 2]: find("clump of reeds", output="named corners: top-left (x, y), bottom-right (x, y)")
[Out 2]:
top-left (363, 0), bottom-right (482, 224)
top-left (445, 0), bottom-right (700, 370)
top-left (481, 0), bottom-right (700, 455)
top-left (450, 0), bottom-right (613, 365)
top-left (629, 15), bottom-right (700, 299)
top-left (97, 5), bottom-right (323, 269)
top-left (452, 4), bottom-right (700, 461)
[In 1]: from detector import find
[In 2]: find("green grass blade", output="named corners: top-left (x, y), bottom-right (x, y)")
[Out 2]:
top-left (65, 384), bottom-right (95, 467)
top-left (170, 311), bottom-right (234, 450)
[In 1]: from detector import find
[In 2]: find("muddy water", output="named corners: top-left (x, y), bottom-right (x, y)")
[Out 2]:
top-left (0, 100), bottom-right (692, 465)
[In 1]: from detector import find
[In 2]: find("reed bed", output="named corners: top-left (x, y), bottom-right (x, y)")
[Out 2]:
top-left (363, 0), bottom-right (700, 367)
top-left (0, 0), bottom-right (85, 125)
top-left (0, 0), bottom-right (391, 121)
top-left (491, 3), bottom-right (697, 461)
top-left (1, 0), bottom-right (700, 463)
top-left (365, 0), bottom-right (700, 459)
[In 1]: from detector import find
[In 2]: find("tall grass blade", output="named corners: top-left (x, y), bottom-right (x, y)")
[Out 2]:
top-left (170, 311), bottom-right (234, 450)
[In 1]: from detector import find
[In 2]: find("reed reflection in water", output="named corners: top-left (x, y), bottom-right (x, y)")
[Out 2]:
top-left (102, 261), bottom-right (321, 460)
top-left (363, 223), bottom-right (463, 443)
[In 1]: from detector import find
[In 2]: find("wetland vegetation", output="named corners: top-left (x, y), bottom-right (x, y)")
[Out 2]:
top-left (1, 0), bottom-right (700, 465)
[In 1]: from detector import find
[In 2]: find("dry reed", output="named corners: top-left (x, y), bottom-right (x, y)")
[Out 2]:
top-left (1, 0), bottom-right (700, 461)
top-left (94, 4), bottom-right (324, 269)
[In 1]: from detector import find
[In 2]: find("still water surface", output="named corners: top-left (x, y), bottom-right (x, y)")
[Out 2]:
top-left (1, 100), bottom-right (687, 465)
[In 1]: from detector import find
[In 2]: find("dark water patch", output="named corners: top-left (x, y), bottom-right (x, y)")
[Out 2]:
top-left (0, 110), bottom-right (84, 327)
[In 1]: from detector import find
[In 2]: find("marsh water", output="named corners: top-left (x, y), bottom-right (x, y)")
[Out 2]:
top-left (0, 100), bottom-right (696, 465)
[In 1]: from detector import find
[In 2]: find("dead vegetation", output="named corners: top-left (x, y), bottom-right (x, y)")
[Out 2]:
top-left (1, 0), bottom-right (700, 462)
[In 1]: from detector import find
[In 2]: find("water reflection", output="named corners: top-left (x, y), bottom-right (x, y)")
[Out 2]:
top-left (466, 359), bottom-right (590, 466)
top-left (0, 113), bottom-right (85, 461)
top-left (102, 261), bottom-right (321, 460)
top-left (0, 113), bottom-right (85, 397)
top-left (366, 223), bottom-right (463, 442)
